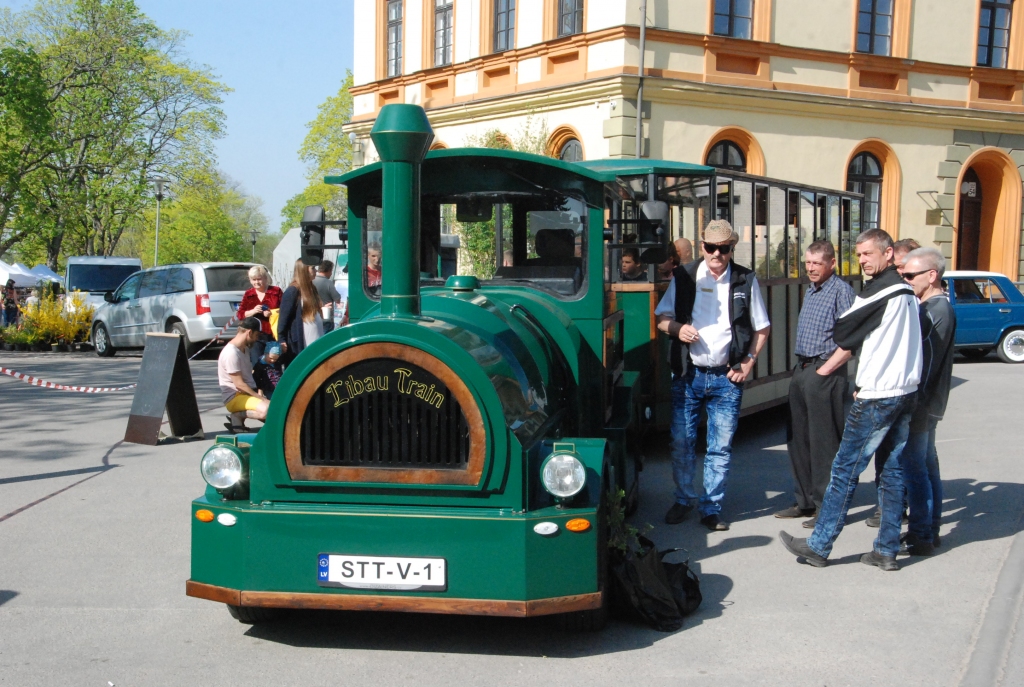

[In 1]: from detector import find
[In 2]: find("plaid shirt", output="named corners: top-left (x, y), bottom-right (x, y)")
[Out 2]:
top-left (794, 273), bottom-right (855, 359)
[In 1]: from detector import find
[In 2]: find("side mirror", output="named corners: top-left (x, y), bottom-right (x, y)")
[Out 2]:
top-left (639, 200), bottom-right (670, 264)
top-left (104, 291), bottom-right (115, 303)
top-left (300, 205), bottom-right (325, 266)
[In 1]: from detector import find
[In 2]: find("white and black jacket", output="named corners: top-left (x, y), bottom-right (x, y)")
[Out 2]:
top-left (833, 265), bottom-right (922, 399)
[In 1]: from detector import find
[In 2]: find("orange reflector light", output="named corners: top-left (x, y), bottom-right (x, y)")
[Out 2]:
top-left (566, 518), bottom-right (591, 533)
top-left (195, 509), bottom-right (215, 523)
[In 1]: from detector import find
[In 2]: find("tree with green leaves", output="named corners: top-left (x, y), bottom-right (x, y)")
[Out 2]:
top-left (281, 70), bottom-right (354, 230)
top-left (0, 0), bottom-right (229, 268)
top-left (0, 43), bottom-right (51, 254)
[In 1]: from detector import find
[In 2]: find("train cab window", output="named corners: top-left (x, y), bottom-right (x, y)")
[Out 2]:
top-left (365, 193), bottom-right (587, 299)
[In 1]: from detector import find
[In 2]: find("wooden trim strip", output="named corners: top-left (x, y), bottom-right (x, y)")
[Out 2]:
top-left (188, 580), bottom-right (602, 617)
top-left (186, 580), bottom-right (240, 606)
top-left (283, 343), bottom-right (487, 486)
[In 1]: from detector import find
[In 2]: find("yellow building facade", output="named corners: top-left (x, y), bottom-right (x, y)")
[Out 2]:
top-left (346, 0), bottom-right (1024, 279)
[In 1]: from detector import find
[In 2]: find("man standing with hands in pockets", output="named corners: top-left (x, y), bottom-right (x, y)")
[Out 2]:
top-left (656, 219), bottom-right (771, 531)
top-left (776, 240), bottom-right (855, 528)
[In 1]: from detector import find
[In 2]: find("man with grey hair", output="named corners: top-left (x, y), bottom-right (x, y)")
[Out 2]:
top-left (781, 228), bottom-right (921, 571)
top-left (896, 246), bottom-right (956, 556)
top-left (656, 219), bottom-right (771, 531)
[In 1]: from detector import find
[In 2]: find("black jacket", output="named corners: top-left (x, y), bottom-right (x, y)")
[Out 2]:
top-left (277, 285), bottom-right (312, 360)
top-left (668, 260), bottom-right (757, 375)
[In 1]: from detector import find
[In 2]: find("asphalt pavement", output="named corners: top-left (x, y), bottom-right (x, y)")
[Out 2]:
top-left (1, 349), bottom-right (1022, 686)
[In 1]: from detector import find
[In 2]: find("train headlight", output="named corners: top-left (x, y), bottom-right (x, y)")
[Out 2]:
top-left (201, 446), bottom-right (245, 490)
top-left (541, 453), bottom-right (586, 498)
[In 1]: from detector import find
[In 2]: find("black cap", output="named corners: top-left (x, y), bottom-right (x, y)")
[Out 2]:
top-left (237, 317), bottom-right (262, 332)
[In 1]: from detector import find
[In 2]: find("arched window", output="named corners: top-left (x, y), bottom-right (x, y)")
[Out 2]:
top-left (705, 140), bottom-right (746, 172)
top-left (559, 138), bottom-right (583, 162)
top-left (847, 152), bottom-right (883, 230)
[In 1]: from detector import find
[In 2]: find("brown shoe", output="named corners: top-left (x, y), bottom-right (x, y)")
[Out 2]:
top-left (775, 505), bottom-right (815, 519)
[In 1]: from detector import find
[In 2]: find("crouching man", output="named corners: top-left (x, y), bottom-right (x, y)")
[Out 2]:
top-left (219, 317), bottom-right (270, 433)
top-left (781, 229), bottom-right (922, 571)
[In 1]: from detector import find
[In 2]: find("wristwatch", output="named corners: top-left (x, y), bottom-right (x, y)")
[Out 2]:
top-left (746, 353), bottom-right (757, 361)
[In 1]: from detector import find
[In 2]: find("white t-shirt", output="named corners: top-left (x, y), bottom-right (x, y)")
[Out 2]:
top-left (218, 342), bottom-right (256, 404)
top-left (655, 262), bottom-right (770, 367)
top-left (303, 312), bottom-right (324, 347)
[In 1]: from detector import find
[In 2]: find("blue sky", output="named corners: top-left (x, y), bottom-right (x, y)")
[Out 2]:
top-left (5, 0), bottom-right (356, 232)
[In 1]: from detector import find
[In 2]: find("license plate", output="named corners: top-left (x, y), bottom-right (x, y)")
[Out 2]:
top-left (317, 554), bottom-right (447, 591)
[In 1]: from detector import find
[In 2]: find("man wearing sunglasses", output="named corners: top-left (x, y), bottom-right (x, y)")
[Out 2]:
top-left (896, 247), bottom-right (956, 556)
top-left (655, 219), bottom-right (771, 531)
top-left (781, 229), bottom-right (921, 571)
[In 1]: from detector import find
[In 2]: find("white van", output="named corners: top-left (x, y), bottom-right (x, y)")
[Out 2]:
top-left (65, 257), bottom-right (143, 313)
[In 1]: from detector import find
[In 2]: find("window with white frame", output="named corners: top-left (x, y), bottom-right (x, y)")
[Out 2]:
top-left (435, 0), bottom-right (454, 67)
top-left (387, 0), bottom-right (403, 77)
top-left (494, 0), bottom-right (515, 52)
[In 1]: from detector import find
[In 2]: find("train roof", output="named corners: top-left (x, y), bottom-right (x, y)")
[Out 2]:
top-left (326, 148), bottom-right (716, 187)
top-left (574, 159), bottom-right (716, 177)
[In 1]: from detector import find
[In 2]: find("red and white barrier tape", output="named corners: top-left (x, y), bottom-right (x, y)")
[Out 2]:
top-left (0, 317), bottom-right (241, 393)
top-left (186, 316), bottom-right (238, 361)
top-left (0, 366), bottom-right (137, 392)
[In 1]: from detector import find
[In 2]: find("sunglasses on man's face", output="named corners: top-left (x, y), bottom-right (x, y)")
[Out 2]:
top-left (901, 269), bottom-right (932, 281)
top-left (703, 242), bottom-right (732, 255)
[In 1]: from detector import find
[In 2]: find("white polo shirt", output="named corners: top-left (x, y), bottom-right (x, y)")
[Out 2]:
top-left (655, 262), bottom-right (770, 368)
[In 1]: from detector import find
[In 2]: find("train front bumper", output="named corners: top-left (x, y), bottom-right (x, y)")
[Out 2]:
top-left (187, 498), bottom-right (601, 617)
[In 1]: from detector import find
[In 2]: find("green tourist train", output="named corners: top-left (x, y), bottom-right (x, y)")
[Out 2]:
top-left (187, 104), bottom-right (865, 629)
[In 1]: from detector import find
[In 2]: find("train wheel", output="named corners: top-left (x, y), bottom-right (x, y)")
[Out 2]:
top-left (226, 604), bottom-right (285, 624)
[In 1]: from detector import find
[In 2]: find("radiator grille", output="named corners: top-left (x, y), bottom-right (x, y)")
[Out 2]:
top-left (300, 357), bottom-right (471, 470)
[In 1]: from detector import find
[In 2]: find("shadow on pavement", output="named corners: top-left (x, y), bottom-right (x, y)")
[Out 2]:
top-left (0, 590), bottom-right (18, 607)
top-left (242, 594), bottom-right (721, 656)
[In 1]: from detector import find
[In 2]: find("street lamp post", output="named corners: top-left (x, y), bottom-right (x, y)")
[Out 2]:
top-left (249, 228), bottom-right (260, 262)
top-left (151, 178), bottom-right (169, 266)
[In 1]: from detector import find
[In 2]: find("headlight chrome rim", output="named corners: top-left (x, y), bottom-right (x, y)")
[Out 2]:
top-left (201, 446), bottom-right (245, 490)
top-left (541, 452), bottom-right (587, 498)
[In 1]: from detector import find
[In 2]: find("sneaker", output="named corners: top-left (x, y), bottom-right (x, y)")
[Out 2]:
top-left (860, 550), bottom-right (899, 571)
top-left (665, 502), bottom-right (694, 525)
top-left (779, 531), bottom-right (828, 567)
top-left (801, 515), bottom-right (817, 529)
top-left (700, 514), bottom-right (729, 531)
top-left (898, 533), bottom-right (935, 557)
top-left (775, 505), bottom-right (816, 519)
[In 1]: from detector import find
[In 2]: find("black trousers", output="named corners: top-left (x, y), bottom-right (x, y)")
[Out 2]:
top-left (787, 360), bottom-right (848, 510)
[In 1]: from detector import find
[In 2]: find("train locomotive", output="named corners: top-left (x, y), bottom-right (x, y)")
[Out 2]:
top-left (186, 103), bottom-right (863, 629)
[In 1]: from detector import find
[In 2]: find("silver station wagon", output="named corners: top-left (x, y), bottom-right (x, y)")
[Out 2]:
top-left (91, 262), bottom-right (257, 357)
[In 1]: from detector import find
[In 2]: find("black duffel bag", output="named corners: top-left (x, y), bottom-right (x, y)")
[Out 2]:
top-left (610, 536), bottom-right (702, 632)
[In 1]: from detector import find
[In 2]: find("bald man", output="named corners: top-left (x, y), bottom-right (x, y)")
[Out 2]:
top-left (675, 238), bottom-right (693, 266)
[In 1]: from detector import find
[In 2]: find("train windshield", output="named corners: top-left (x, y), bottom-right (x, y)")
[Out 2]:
top-left (365, 192), bottom-right (587, 299)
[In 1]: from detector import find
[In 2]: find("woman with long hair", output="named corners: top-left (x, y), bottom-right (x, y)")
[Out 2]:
top-left (236, 265), bottom-right (283, 365)
top-left (277, 259), bottom-right (323, 363)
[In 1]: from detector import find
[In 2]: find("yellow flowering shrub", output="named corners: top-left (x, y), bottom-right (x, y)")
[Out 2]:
top-left (19, 293), bottom-right (94, 344)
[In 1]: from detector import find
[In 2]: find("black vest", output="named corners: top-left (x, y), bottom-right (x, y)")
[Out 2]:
top-left (669, 260), bottom-right (757, 375)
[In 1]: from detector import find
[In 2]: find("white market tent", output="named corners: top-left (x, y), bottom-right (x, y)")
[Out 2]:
top-left (0, 260), bottom-right (41, 287)
top-left (29, 264), bottom-right (62, 283)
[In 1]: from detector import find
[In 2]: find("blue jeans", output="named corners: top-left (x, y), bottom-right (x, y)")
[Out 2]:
top-left (670, 367), bottom-right (743, 517)
top-left (900, 417), bottom-right (942, 543)
top-left (808, 393), bottom-right (916, 559)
